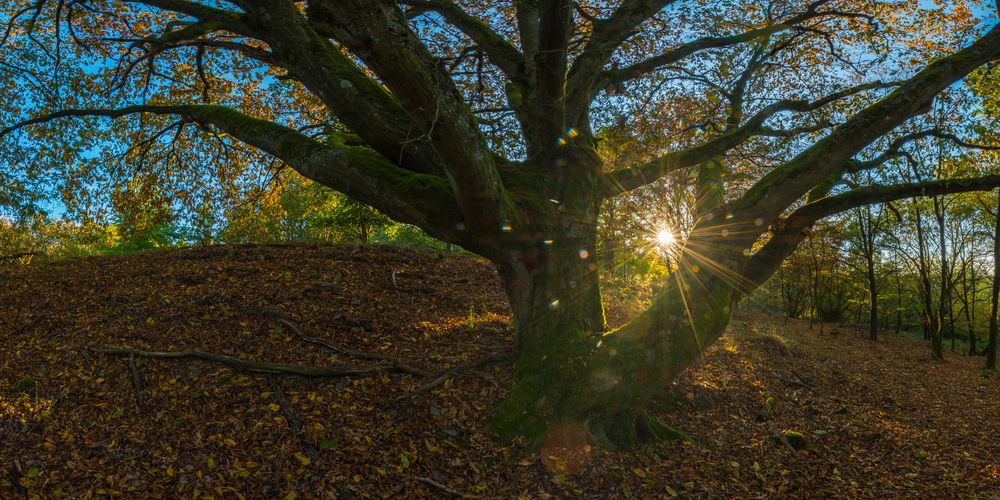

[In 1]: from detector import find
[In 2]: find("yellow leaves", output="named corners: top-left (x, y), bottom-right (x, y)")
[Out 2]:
top-left (167, 464), bottom-right (175, 478)
top-left (632, 467), bottom-right (648, 478)
top-left (265, 403), bottom-right (280, 412)
top-left (424, 438), bottom-right (441, 453)
top-left (224, 438), bottom-right (237, 447)
top-left (293, 452), bottom-right (311, 466)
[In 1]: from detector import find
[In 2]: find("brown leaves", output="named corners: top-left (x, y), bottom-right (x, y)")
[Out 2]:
top-left (2, 245), bottom-right (1000, 496)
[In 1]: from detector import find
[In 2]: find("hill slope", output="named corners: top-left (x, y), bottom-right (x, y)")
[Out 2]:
top-left (1, 244), bottom-right (999, 497)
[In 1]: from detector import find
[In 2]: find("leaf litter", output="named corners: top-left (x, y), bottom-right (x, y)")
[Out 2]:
top-left (0, 244), bottom-right (998, 497)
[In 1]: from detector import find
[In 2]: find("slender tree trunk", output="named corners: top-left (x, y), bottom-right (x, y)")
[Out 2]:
top-left (808, 234), bottom-right (823, 333)
top-left (895, 268), bottom-right (903, 336)
top-left (912, 201), bottom-right (943, 359)
top-left (987, 193), bottom-right (1000, 370)
top-left (958, 262), bottom-right (976, 355)
top-left (950, 300), bottom-right (956, 353)
top-left (858, 206), bottom-right (878, 342)
top-left (934, 196), bottom-right (948, 360)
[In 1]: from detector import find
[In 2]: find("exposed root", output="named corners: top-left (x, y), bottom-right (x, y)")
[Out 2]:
top-left (274, 316), bottom-right (433, 377)
top-left (385, 352), bottom-right (512, 407)
top-left (594, 412), bottom-right (693, 449)
top-left (91, 347), bottom-right (395, 377)
top-left (637, 413), bottom-right (692, 443)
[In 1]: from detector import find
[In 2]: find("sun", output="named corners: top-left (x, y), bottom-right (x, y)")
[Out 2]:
top-left (655, 229), bottom-right (676, 247)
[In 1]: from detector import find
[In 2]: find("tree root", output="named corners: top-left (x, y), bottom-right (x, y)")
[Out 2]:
top-left (274, 316), bottom-right (433, 377)
top-left (595, 411), bottom-right (693, 449)
top-left (385, 352), bottom-right (512, 407)
top-left (637, 413), bottom-right (692, 443)
top-left (90, 347), bottom-right (396, 377)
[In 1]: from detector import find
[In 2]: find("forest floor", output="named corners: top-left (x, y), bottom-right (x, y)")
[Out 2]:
top-left (2, 244), bottom-right (1000, 498)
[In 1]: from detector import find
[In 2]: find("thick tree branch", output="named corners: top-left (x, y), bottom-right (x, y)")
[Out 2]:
top-left (119, 0), bottom-right (449, 177)
top-left (124, 0), bottom-right (251, 35)
top-left (742, 175), bottom-right (1000, 287)
top-left (307, 0), bottom-right (507, 232)
top-left (531, 0), bottom-right (573, 145)
top-left (564, 0), bottom-right (672, 124)
top-left (515, 0), bottom-right (540, 69)
top-left (591, 1), bottom-right (859, 99)
top-left (203, 0), bottom-right (447, 177)
top-left (731, 23), bottom-right (1000, 223)
top-left (602, 80), bottom-right (899, 196)
top-left (0, 104), bottom-right (464, 241)
top-left (402, 0), bottom-right (524, 79)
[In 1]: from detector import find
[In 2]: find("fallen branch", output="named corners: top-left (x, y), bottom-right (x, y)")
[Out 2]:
top-left (266, 373), bottom-right (320, 458)
top-left (91, 346), bottom-right (393, 377)
top-left (267, 374), bottom-right (303, 432)
top-left (770, 427), bottom-right (800, 456)
top-left (771, 371), bottom-right (812, 390)
top-left (127, 353), bottom-right (147, 413)
top-left (413, 476), bottom-right (480, 499)
top-left (386, 352), bottom-right (511, 406)
top-left (275, 317), bottom-right (433, 377)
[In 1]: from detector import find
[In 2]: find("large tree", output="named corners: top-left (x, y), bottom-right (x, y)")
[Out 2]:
top-left (3, 0), bottom-right (1000, 446)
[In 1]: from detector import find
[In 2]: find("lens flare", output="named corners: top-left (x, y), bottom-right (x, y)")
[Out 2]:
top-left (656, 229), bottom-right (676, 247)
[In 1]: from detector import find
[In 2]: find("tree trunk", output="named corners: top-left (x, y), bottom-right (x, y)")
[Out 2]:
top-left (987, 193), bottom-right (1000, 370)
top-left (934, 196), bottom-right (948, 360)
top-left (913, 200), bottom-right (938, 352)
top-left (963, 260), bottom-right (977, 355)
top-left (895, 268), bottom-right (903, 336)
top-left (492, 226), bottom-right (738, 447)
top-left (857, 206), bottom-right (878, 342)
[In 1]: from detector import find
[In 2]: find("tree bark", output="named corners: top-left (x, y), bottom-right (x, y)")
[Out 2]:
top-left (987, 193), bottom-right (1000, 370)
top-left (934, 196), bottom-right (948, 360)
top-left (895, 267), bottom-right (903, 336)
top-left (913, 200), bottom-right (937, 347)
top-left (492, 220), bottom-right (740, 446)
top-left (857, 205), bottom-right (878, 341)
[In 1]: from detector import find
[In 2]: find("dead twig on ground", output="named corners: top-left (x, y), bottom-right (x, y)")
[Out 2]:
top-left (413, 476), bottom-right (480, 499)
